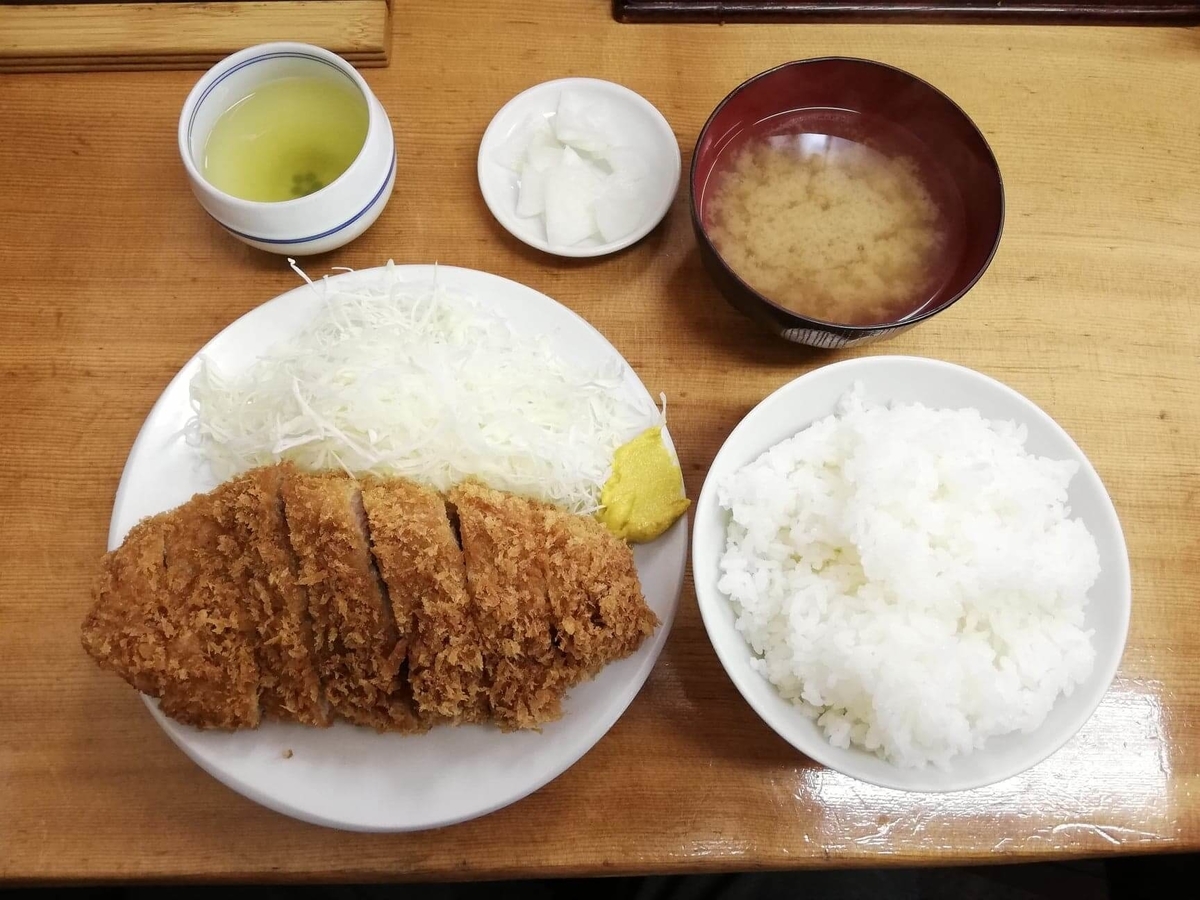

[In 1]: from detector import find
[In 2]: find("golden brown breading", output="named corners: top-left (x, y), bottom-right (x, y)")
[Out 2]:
top-left (226, 465), bottom-right (328, 726)
top-left (159, 483), bottom-right (263, 728)
top-left (83, 465), bottom-right (656, 735)
top-left (281, 470), bottom-right (422, 733)
top-left (82, 515), bottom-right (174, 698)
top-left (363, 478), bottom-right (488, 724)
top-left (450, 482), bottom-right (564, 729)
top-left (450, 480), bottom-right (658, 730)
top-left (543, 504), bottom-right (659, 676)
top-left (81, 486), bottom-right (263, 731)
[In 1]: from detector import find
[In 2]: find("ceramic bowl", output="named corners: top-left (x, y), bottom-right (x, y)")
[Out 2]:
top-left (178, 42), bottom-right (396, 255)
top-left (692, 356), bottom-right (1131, 791)
top-left (478, 77), bottom-right (680, 258)
top-left (691, 58), bottom-right (1004, 348)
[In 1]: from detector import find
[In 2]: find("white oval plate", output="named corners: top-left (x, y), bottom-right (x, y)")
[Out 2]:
top-left (477, 77), bottom-right (681, 258)
top-left (692, 356), bottom-right (1130, 792)
top-left (110, 265), bottom-right (688, 831)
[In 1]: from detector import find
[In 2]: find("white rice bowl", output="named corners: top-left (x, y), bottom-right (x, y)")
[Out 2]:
top-left (692, 357), bottom-right (1130, 791)
top-left (717, 384), bottom-right (1099, 769)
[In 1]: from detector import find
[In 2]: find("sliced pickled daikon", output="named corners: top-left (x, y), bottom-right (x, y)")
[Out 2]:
top-left (494, 113), bottom-right (553, 171)
top-left (553, 91), bottom-right (614, 155)
top-left (544, 147), bottom-right (601, 246)
top-left (594, 177), bottom-right (646, 243)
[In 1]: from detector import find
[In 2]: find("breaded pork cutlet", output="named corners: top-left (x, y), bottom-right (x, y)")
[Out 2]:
top-left (159, 483), bottom-right (263, 727)
top-left (363, 479), bottom-right (488, 724)
top-left (81, 485), bottom-right (263, 730)
top-left (227, 465), bottom-right (328, 726)
top-left (83, 464), bottom-right (657, 735)
top-left (446, 482), bottom-right (561, 729)
top-left (82, 517), bottom-right (176, 709)
top-left (450, 480), bottom-right (657, 730)
top-left (541, 503), bottom-right (658, 676)
top-left (281, 471), bottom-right (421, 732)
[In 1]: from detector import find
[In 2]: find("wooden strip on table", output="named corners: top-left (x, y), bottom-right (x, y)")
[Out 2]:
top-left (0, 53), bottom-right (388, 75)
top-left (0, 1), bottom-right (391, 73)
top-left (612, 0), bottom-right (1200, 25)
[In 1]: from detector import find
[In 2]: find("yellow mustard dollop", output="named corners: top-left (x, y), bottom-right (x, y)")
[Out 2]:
top-left (598, 426), bottom-right (690, 543)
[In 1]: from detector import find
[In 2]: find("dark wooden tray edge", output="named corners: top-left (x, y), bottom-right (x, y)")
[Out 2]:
top-left (613, 0), bottom-right (1200, 25)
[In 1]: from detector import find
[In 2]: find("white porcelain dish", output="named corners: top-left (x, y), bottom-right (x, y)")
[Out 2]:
top-left (178, 43), bottom-right (396, 256)
top-left (691, 355), bottom-right (1131, 792)
top-left (477, 77), bottom-right (681, 258)
top-left (109, 265), bottom-right (687, 831)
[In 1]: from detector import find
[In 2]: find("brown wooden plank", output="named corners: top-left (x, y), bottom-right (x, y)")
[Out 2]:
top-left (3, 53), bottom-right (387, 68)
top-left (613, 0), bottom-right (1200, 24)
top-left (0, 1), bottom-right (391, 73)
top-left (0, 56), bottom-right (389, 74)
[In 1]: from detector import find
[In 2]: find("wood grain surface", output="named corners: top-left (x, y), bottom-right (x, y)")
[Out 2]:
top-left (1, 0), bottom-right (1199, 883)
top-left (0, 2), bottom-right (391, 73)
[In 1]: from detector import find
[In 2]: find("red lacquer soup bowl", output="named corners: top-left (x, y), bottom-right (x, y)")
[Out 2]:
top-left (691, 58), bottom-right (1004, 349)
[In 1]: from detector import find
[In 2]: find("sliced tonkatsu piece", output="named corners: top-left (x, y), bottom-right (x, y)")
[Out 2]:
top-left (362, 478), bottom-right (488, 724)
top-left (449, 480), bottom-right (569, 730)
top-left (82, 516), bottom-right (177, 702)
top-left (226, 465), bottom-right (328, 726)
top-left (281, 470), bottom-right (422, 733)
top-left (81, 487), bottom-right (263, 730)
top-left (450, 480), bottom-right (658, 730)
top-left (158, 483), bottom-right (263, 728)
top-left (541, 509), bottom-right (658, 677)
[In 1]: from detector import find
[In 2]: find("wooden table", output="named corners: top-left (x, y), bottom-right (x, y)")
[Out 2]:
top-left (2, 0), bottom-right (1198, 883)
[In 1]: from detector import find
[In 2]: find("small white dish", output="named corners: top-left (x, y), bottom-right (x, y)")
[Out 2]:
top-left (109, 265), bottom-right (687, 831)
top-left (477, 77), bottom-right (681, 258)
top-left (692, 356), bottom-right (1131, 792)
top-left (178, 42), bottom-right (396, 256)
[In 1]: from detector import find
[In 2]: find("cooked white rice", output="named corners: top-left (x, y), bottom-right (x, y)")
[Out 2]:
top-left (716, 384), bottom-right (1099, 769)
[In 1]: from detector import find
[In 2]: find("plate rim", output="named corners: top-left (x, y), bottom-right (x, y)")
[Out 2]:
top-left (109, 263), bottom-right (688, 831)
top-left (690, 354), bottom-right (1132, 792)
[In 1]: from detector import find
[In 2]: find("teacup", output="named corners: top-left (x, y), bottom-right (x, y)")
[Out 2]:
top-left (178, 42), bottom-right (396, 255)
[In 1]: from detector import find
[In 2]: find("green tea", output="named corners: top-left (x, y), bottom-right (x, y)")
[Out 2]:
top-left (202, 75), bottom-right (368, 203)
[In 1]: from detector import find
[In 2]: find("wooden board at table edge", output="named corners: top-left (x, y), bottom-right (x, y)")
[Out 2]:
top-left (0, 1), bottom-right (391, 74)
top-left (612, 0), bottom-right (1200, 24)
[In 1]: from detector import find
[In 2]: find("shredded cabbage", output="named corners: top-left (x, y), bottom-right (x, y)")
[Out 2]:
top-left (184, 262), bottom-right (662, 514)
